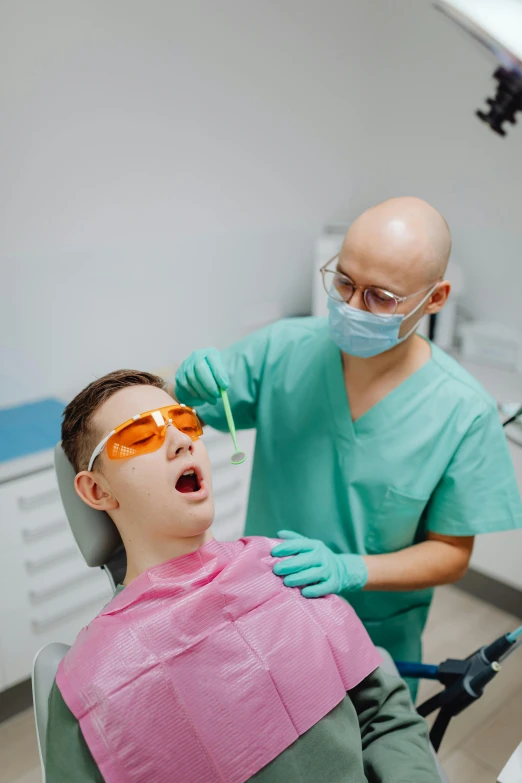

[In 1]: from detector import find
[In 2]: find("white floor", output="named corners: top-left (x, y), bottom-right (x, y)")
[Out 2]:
top-left (1, 585), bottom-right (521, 783)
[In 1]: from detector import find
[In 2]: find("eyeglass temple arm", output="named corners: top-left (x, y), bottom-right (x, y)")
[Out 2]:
top-left (87, 431), bottom-right (114, 472)
top-left (320, 253), bottom-right (341, 271)
top-left (400, 281), bottom-right (441, 302)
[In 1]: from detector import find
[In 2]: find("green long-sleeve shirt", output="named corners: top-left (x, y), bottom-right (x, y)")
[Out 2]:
top-left (46, 665), bottom-right (440, 783)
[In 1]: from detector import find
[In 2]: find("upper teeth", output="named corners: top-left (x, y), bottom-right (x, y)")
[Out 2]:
top-left (182, 470), bottom-right (195, 476)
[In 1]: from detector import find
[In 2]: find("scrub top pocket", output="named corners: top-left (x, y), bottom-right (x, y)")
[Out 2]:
top-left (366, 487), bottom-right (429, 555)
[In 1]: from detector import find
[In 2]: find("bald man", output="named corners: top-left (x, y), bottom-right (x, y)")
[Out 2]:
top-left (176, 197), bottom-right (522, 698)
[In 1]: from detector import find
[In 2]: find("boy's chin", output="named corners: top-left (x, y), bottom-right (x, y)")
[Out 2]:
top-left (177, 505), bottom-right (215, 537)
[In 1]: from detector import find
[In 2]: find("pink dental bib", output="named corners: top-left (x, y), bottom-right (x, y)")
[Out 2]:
top-left (57, 537), bottom-right (381, 783)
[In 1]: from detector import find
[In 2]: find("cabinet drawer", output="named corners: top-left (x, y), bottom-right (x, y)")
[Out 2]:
top-left (1, 469), bottom-right (62, 513)
top-left (29, 574), bottom-right (110, 636)
top-left (20, 516), bottom-right (69, 544)
top-left (16, 485), bottom-right (61, 512)
top-left (0, 470), bottom-right (65, 554)
top-left (0, 468), bottom-right (112, 689)
top-left (28, 568), bottom-right (108, 606)
top-left (0, 561), bottom-right (111, 688)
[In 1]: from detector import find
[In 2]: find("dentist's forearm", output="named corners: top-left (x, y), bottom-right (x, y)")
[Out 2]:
top-left (362, 534), bottom-right (474, 591)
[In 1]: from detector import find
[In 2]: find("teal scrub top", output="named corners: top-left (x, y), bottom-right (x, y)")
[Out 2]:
top-left (197, 317), bottom-right (522, 665)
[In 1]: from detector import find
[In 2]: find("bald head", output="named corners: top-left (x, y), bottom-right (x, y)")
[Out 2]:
top-left (340, 197), bottom-right (452, 294)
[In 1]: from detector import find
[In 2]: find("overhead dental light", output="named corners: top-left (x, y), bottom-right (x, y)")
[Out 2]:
top-left (435, 0), bottom-right (522, 135)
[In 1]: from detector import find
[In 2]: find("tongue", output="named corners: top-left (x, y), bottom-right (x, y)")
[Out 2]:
top-left (176, 474), bottom-right (199, 494)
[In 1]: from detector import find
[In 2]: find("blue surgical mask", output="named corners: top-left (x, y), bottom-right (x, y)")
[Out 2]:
top-left (327, 288), bottom-right (436, 359)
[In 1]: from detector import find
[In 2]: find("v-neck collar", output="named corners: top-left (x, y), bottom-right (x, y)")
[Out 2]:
top-left (324, 338), bottom-right (439, 441)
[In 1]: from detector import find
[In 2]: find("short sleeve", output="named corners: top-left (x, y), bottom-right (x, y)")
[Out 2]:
top-left (426, 404), bottom-right (522, 536)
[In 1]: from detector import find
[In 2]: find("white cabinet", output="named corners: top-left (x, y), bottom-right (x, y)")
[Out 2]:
top-left (205, 427), bottom-right (255, 542)
top-left (456, 360), bottom-right (522, 591)
top-left (0, 460), bottom-right (112, 690)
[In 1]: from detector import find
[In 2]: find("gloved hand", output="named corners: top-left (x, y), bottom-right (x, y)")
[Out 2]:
top-left (175, 348), bottom-right (229, 406)
top-left (271, 531), bottom-right (368, 597)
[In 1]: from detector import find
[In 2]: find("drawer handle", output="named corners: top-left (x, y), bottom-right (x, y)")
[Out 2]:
top-left (25, 546), bottom-right (79, 574)
top-left (22, 519), bottom-right (68, 543)
top-left (18, 488), bottom-right (60, 511)
top-left (29, 571), bottom-right (101, 604)
top-left (31, 591), bottom-right (109, 634)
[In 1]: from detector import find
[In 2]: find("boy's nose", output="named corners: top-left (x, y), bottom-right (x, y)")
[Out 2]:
top-left (165, 423), bottom-right (194, 458)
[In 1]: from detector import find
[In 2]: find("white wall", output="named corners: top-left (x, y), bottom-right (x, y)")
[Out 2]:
top-left (2, 0), bottom-right (522, 409)
top-left (328, 0), bottom-right (522, 332)
top-left (1, 0), bottom-right (371, 405)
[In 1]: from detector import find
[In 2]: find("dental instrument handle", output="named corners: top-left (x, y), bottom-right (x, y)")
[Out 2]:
top-left (221, 389), bottom-right (239, 450)
top-left (507, 625), bottom-right (522, 643)
top-left (483, 624), bottom-right (522, 663)
top-left (220, 389), bottom-right (247, 465)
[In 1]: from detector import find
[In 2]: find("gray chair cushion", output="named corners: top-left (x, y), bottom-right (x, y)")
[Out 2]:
top-left (54, 443), bottom-right (122, 567)
top-left (32, 642), bottom-right (71, 768)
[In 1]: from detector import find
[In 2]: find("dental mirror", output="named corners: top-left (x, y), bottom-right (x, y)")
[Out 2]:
top-left (220, 388), bottom-right (247, 465)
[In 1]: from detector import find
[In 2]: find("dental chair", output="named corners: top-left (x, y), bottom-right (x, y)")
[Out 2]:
top-left (32, 444), bottom-right (449, 783)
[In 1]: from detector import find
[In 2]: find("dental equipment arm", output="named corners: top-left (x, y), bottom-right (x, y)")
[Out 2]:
top-left (435, 0), bottom-right (522, 136)
top-left (396, 622), bottom-right (522, 752)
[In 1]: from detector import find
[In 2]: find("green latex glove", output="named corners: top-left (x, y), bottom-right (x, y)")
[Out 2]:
top-left (175, 348), bottom-right (229, 406)
top-left (272, 530), bottom-right (368, 597)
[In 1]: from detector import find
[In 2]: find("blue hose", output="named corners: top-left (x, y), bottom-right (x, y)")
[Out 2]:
top-left (395, 661), bottom-right (439, 680)
top-left (396, 625), bottom-right (522, 680)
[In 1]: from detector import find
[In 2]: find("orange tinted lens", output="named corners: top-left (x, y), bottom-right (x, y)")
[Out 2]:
top-left (169, 407), bottom-right (203, 440)
top-left (106, 416), bottom-right (164, 460)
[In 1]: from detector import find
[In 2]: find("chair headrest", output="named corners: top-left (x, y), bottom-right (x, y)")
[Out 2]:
top-left (54, 443), bottom-right (122, 567)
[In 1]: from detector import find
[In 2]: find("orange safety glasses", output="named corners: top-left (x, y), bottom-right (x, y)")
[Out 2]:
top-left (87, 404), bottom-right (203, 471)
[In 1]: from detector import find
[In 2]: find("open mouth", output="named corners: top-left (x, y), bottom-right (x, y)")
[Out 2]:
top-left (175, 468), bottom-right (202, 494)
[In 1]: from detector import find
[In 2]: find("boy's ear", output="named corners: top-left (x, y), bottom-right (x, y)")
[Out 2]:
top-left (75, 471), bottom-right (119, 512)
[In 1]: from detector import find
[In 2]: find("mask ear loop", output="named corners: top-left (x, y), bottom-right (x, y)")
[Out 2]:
top-left (398, 284), bottom-right (440, 342)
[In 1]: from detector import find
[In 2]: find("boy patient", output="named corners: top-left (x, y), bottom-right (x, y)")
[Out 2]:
top-left (45, 370), bottom-right (440, 783)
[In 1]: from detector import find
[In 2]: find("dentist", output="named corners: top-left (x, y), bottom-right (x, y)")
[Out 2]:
top-left (175, 197), bottom-right (522, 696)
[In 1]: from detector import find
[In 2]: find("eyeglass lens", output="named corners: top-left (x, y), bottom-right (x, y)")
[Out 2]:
top-left (324, 270), bottom-right (398, 317)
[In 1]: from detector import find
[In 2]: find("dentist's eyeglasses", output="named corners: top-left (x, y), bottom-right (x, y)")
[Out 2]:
top-left (321, 254), bottom-right (438, 318)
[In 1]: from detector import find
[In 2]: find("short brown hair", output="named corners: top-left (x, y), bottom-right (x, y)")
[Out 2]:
top-left (62, 370), bottom-right (167, 473)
